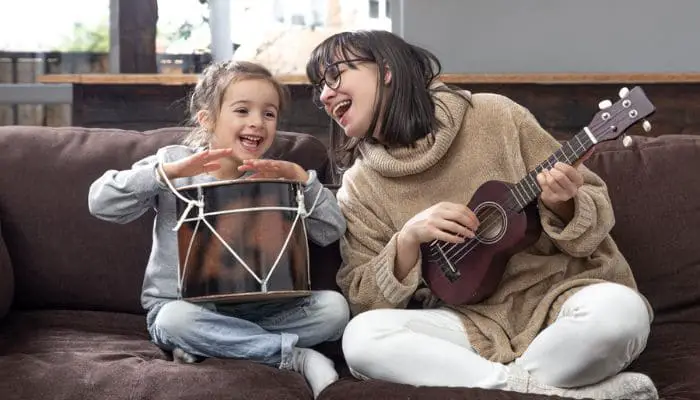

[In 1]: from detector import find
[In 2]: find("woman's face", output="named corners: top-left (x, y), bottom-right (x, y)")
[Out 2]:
top-left (318, 59), bottom-right (383, 138)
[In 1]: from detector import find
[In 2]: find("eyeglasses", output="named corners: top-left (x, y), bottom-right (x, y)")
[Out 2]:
top-left (312, 58), bottom-right (373, 109)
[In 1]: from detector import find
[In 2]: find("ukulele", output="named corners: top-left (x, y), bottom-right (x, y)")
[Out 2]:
top-left (421, 86), bottom-right (656, 306)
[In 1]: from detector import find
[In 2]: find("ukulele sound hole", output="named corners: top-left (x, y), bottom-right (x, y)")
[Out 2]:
top-left (473, 201), bottom-right (507, 244)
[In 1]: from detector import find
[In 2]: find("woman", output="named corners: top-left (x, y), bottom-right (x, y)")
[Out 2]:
top-left (305, 30), bottom-right (657, 399)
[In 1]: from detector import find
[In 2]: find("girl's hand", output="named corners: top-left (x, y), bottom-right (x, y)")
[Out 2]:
top-left (238, 159), bottom-right (310, 183)
top-left (161, 148), bottom-right (234, 179)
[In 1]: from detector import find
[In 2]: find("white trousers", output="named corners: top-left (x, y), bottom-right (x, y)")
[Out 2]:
top-left (342, 282), bottom-right (651, 389)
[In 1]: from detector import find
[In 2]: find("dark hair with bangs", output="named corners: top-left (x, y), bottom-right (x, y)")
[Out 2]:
top-left (306, 30), bottom-right (470, 173)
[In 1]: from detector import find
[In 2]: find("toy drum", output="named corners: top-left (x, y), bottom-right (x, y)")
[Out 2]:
top-left (173, 179), bottom-right (311, 304)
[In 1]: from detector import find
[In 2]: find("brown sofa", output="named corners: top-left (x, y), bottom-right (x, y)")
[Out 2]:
top-left (0, 125), bottom-right (698, 400)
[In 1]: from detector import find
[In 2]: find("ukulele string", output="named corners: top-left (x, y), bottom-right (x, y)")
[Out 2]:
top-left (434, 151), bottom-right (559, 261)
top-left (430, 103), bottom-right (627, 265)
top-left (427, 110), bottom-right (618, 265)
top-left (445, 142), bottom-right (592, 265)
top-left (430, 150), bottom-right (563, 260)
top-left (430, 148), bottom-right (575, 264)
top-left (430, 103), bottom-right (624, 262)
top-left (429, 195), bottom-right (519, 261)
top-left (432, 138), bottom-right (586, 264)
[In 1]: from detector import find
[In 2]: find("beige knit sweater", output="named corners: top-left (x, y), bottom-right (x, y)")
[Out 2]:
top-left (335, 86), bottom-right (647, 364)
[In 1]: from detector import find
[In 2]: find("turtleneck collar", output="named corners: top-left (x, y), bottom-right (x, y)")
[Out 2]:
top-left (358, 83), bottom-right (470, 178)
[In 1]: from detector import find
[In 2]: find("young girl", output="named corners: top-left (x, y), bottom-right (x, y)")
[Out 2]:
top-left (88, 60), bottom-right (349, 398)
top-left (306, 30), bottom-right (657, 399)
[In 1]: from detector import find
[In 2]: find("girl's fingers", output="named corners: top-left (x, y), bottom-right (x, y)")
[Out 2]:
top-left (243, 159), bottom-right (285, 167)
top-left (207, 148), bottom-right (235, 162)
top-left (202, 162), bottom-right (221, 172)
top-left (244, 163), bottom-right (281, 173)
top-left (241, 158), bottom-right (265, 166)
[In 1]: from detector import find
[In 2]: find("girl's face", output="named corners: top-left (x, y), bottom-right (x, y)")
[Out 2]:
top-left (203, 78), bottom-right (280, 162)
top-left (318, 59), bottom-right (383, 139)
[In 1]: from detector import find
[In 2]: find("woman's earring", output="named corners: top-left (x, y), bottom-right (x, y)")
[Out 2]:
top-left (384, 67), bottom-right (392, 85)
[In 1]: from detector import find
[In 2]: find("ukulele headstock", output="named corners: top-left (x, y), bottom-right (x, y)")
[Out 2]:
top-left (588, 86), bottom-right (656, 146)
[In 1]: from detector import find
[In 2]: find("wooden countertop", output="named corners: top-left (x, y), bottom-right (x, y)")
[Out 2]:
top-left (37, 72), bottom-right (700, 85)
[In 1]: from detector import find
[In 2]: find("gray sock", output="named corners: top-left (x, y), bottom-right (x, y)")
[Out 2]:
top-left (172, 347), bottom-right (200, 364)
top-left (507, 364), bottom-right (659, 400)
top-left (291, 347), bottom-right (339, 398)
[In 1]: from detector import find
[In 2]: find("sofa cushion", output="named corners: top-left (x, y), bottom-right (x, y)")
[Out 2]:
top-left (583, 134), bottom-right (700, 324)
top-left (627, 322), bottom-right (700, 399)
top-left (320, 378), bottom-right (565, 400)
top-left (0, 222), bottom-right (13, 319)
top-left (0, 310), bottom-right (313, 400)
top-left (0, 126), bottom-right (334, 315)
top-left (581, 133), bottom-right (700, 400)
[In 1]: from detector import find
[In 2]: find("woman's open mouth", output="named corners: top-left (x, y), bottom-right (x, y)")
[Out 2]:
top-left (332, 100), bottom-right (352, 124)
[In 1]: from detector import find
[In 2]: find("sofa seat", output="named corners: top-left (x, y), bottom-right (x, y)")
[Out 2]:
top-left (0, 310), bottom-right (313, 400)
top-left (628, 322), bottom-right (700, 399)
top-left (3, 311), bottom-right (698, 400)
top-left (321, 378), bottom-right (565, 400)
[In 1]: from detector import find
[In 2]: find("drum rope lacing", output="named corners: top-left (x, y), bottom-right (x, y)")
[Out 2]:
top-left (156, 159), bottom-right (323, 293)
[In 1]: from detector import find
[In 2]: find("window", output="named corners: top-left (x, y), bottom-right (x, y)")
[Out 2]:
top-left (369, 0), bottom-right (390, 19)
top-left (369, 0), bottom-right (379, 18)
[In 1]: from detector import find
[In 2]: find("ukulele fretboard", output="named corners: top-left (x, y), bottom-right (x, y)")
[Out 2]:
top-left (510, 129), bottom-right (596, 211)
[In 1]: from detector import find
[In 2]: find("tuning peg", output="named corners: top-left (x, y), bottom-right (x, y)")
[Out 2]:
top-left (623, 135), bottom-right (634, 147)
top-left (619, 87), bottom-right (630, 98)
top-left (598, 99), bottom-right (612, 110)
top-left (642, 120), bottom-right (652, 132)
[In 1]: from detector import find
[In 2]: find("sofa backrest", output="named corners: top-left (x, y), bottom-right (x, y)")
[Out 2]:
top-left (0, 222), bottom-right (12, 319)
top-left (0, 126), bottom-right (335, 315)
top-left (583, 134), bottom-right (700, 324)
top-left (1, 125), bottom-right (697, 324)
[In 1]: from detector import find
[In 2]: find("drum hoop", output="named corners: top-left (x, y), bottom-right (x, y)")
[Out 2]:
top-left (179, 205), bottom-right (301, 221)
top-left (178, 177), bottom-right (303, 192)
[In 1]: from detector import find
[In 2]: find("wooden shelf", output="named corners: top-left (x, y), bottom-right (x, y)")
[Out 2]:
top-left (37, 72), bottom-right (700, 86)
top-left (37, 74), bottom-right (302, 85)
top-left (440, 72), bottom-right (700, 84)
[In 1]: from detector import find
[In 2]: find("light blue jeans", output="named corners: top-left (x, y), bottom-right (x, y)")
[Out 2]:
top-left (146, 290), bottom-right (350, 369)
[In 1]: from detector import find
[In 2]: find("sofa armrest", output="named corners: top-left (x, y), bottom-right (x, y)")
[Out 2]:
top-left (0, 221), bottom-right (14, 319)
